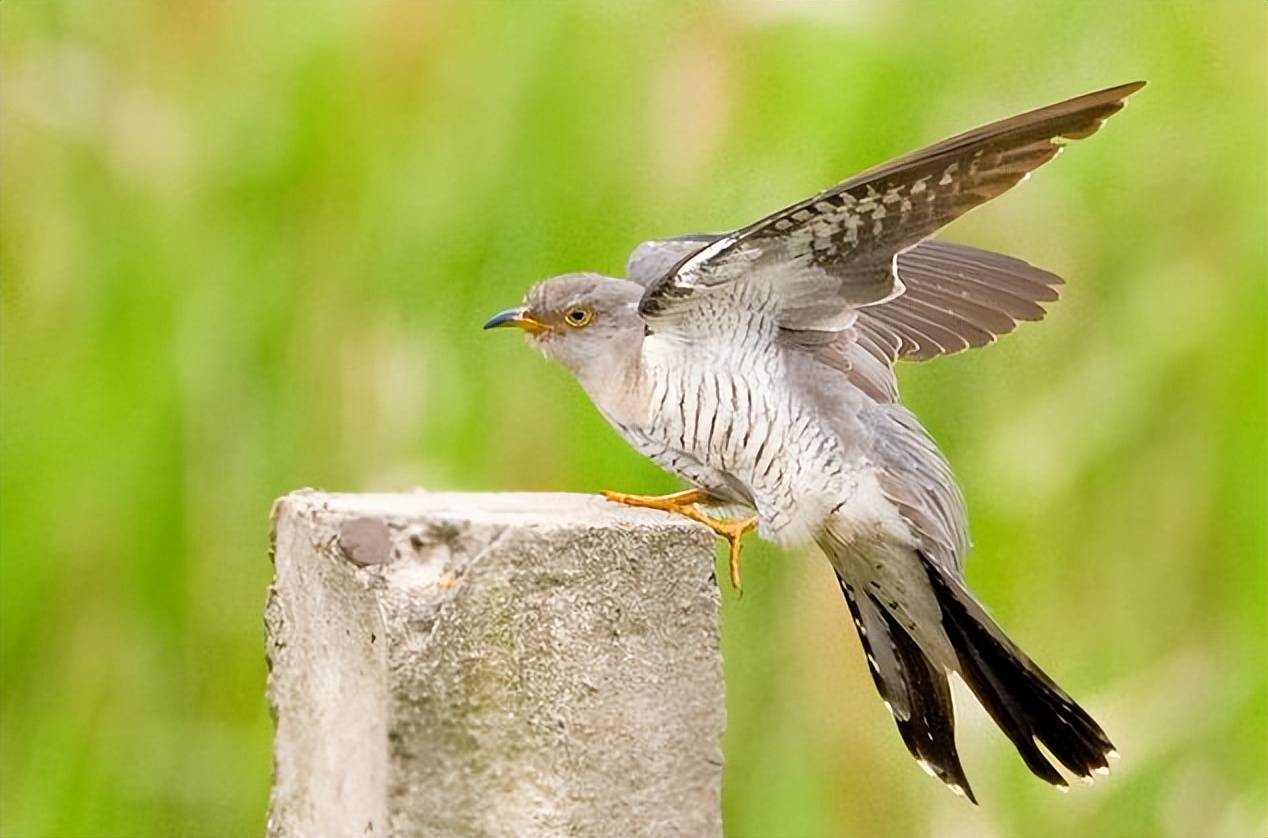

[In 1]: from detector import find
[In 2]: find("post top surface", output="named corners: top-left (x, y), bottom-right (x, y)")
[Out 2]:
top-left (276, 489), bottom-right (708, 532)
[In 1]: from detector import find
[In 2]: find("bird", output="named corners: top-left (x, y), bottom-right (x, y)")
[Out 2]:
top-left (484, 81), bottom-right (1142, 802)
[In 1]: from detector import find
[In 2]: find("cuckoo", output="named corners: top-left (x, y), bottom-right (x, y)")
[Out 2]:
top-left (484, 82), bottom-right (1142, 802)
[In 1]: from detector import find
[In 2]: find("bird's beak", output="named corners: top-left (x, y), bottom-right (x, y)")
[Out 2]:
top-left (483, 307), bottom-right (547, 335)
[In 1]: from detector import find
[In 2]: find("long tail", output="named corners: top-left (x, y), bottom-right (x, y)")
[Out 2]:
top-left (921, 551), bottom-right (1117, 786)
top-left (831, 547), bottom-right (1116, 802)
top-left (836, 573), bottom-right (979, 801)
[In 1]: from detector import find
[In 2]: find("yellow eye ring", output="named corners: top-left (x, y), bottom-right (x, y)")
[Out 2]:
top-left (563, 307), bottom-right (593, 328)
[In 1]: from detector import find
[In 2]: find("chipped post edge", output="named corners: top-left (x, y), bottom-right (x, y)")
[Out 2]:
top-left (265, 490), bottom-right (726, 838)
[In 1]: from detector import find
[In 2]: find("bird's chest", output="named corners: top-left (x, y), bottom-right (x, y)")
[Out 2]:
top-left (636, 337), bottom-right (845, 544)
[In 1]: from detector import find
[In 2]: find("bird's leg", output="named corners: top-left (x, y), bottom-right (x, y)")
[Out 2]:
top-left (600, 489), bottom-right (757, 592)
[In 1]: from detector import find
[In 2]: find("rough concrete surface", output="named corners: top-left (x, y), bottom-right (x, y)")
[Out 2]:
top-left (266, 490), bottom-right (724, 838)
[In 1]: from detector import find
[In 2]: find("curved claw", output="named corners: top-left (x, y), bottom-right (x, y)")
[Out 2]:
top-left (719, 516), bottom-right (757, 594)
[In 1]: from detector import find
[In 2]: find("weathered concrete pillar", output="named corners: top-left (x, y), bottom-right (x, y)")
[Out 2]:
top-left (265, 490), bottom-right (724, 838)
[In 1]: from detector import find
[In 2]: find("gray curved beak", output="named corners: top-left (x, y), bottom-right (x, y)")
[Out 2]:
top-left (483, 307), bottom-right (546, 334)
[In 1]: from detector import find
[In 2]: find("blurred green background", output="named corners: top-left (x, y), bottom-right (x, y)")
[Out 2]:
top-left (2, 2), bottom-right (1264, 836)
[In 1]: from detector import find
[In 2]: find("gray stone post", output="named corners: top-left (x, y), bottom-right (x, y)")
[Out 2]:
top-left (265, 490), bottom-right (724, 838)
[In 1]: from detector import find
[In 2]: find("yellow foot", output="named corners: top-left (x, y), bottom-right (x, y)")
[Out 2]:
top-left (600, 489), bottom-right (757, 593)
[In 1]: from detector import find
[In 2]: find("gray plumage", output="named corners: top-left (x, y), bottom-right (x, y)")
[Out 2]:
top-left (487, 82), bottom-right (1142, 802)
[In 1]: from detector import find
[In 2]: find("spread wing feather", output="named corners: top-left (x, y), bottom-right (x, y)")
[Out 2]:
top-left (637, 82), bottom-right (1142, 335)
top-left (859, 241), bottom-right (1066, 362)
top-left (632, 236), bottom-right (1070, 401)
top-left (788, 238), bottom-right (1065, 402)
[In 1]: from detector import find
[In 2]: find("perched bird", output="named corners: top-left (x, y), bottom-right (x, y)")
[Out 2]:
top-left (485, 82), bottom-right (1142, 801)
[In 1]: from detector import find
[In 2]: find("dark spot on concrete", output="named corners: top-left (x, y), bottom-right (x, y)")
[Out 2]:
top-left (339, 517), bottom-right (393, 567)
top-left (426, 521), bottom-right (464, 542)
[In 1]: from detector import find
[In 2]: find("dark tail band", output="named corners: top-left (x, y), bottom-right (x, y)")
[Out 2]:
top-left (918, 551), bottom-right (1116, 788)
top-left (836, 574), bottom-right (978, 803)
top-left (832, 552), bottom-right (1116, 802)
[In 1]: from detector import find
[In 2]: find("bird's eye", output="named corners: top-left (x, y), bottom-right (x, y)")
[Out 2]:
top-left (564, 307), bottom-right (593, 327)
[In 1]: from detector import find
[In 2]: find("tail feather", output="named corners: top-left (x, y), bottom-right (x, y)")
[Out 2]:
top-left (829, 542), bottom-right (1116, 801)
top-left (835, 575), bottom-right (978, 803)
top-left (919, 551), bottom-right (1116, 785)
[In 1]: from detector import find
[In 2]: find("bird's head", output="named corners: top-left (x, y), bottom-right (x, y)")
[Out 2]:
top-left (483, 272), bottom-right (645, 381)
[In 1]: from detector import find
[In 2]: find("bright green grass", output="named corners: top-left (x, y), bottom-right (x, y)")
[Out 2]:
top-left (2, 2), bottom-right (1264, 835)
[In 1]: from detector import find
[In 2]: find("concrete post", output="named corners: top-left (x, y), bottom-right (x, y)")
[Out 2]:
top-left (265, 490), bottom-right (724, 838)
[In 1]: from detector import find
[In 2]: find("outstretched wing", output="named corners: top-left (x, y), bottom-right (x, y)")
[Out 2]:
top-left (629, 235), bottom-right (1070, 401)
top-left (804, 240), bottom-right (1066, 402)
top-left (863, 240), bottom-right (1065, 361)
top-left (639, 82), bottom-right (1143, 335)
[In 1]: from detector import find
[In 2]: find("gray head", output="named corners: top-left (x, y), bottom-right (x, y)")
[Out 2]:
top-left (484, 273), bottom-right (645, 384)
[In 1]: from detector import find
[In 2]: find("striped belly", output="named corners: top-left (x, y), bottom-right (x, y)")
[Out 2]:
top-left (637, 336), bottom-right (849, 546)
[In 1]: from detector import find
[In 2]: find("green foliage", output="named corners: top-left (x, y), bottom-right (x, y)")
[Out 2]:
top-left (2, 2), bottom-right (1263, 835)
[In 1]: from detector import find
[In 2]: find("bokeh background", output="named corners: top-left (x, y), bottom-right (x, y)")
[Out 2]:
top-left (2, 2), bottom-right (1264, 836)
